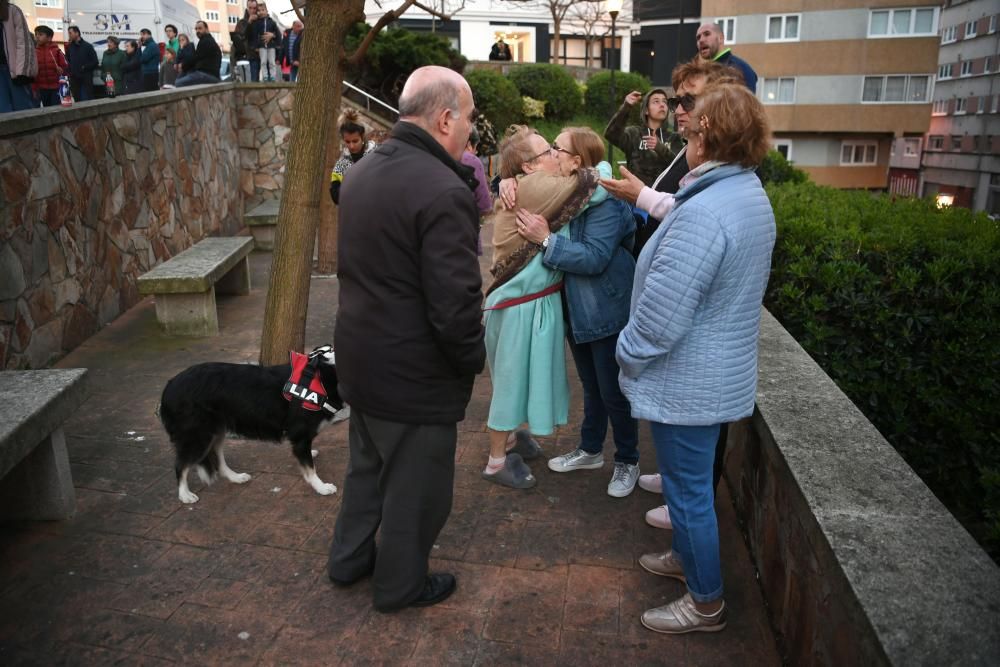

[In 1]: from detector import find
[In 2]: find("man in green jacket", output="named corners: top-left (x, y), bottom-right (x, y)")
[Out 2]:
top-left (604, 88), bottom-right (684, 187)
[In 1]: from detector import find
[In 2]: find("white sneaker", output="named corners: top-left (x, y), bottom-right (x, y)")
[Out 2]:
top-left (638, 473), bottom-right (662, 494)
top-left (607, 462), bottom-right (640, 498)
top-left (547, 448), bottom-right (604, 473)
top-left (645, 505), bottom-right (672, 529)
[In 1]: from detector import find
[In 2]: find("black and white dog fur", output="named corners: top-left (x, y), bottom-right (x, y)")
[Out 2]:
top-left (159, 346), bottom-right (349, 504)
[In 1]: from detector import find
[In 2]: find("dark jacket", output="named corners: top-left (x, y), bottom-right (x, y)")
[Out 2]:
top-left (632, 146), bottom-right (689, 258)
top-left (192, 33), bottom-right (222, 77)
top-left (121, 49), bottom-right (142, 94)
top-left (541, 198), bottom-right (636, 343)
top-left (281, 29), bottom-right (302, 65)
top-left (714, 49), bottom-right (757, 92)
top-left (335, 121), bottom-right (486, 424)
top-left (140, 38), bottom-right (160, 74)
top-left (604, 88), bottom-right (685, 187)
top-left (100, 48), bottom-right (126, 94)
top-left (176, 43), bottom-right (195, 73)
top-left (66, 39), bottom-right (98, 80)
top-left (250, 15), bottom-right (279, 50)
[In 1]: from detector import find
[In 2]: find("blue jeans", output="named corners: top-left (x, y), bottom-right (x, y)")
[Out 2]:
top-left (1, 66), bottom-right (36, 113)
top-left (650, 421), bottom-right (723, 603)
top-left (250, 59), bottom-right (261, 82)
top-left (568, 332), bottom-right (638, 464)
top-left (175, 71), bottom-right (222, 88)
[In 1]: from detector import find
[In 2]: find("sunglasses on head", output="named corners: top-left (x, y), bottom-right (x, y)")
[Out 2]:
top-left (667, 94), bottom-right (697, 113)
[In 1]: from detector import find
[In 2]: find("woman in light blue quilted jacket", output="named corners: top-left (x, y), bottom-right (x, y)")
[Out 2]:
top-left (616, 84), bottom-right (776, 635)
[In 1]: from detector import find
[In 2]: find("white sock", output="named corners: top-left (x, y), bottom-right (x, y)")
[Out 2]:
top-left (485, 455), bottom-right (506, 474)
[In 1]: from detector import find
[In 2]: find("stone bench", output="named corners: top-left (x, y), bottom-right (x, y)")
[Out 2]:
top-left (0, 369), bottom-right (89, 521)
top-left (245, 200), bottom-right (279, 251)
top-left (137, 237), bottom-right (254, 336)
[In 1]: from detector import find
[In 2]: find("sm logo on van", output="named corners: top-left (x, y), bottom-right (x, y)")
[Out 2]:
top-left (94, 14), bottom-right (132, 32)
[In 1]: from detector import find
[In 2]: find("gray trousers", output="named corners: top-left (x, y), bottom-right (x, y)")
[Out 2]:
top-left (327, 409), bottom-right (456, 609)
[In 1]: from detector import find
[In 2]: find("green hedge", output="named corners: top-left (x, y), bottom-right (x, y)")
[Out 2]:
top-left (584, 70), bottom-right (652, 124)
top-left (764, 182), bottom-right (1000, 560)
top-left (465, 68), bottom-right (522, 131)
top-left (509, 64), bottom-right (582, 120)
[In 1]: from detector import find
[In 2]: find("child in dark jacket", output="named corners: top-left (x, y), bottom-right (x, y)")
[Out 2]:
top-left (251, 3), bottom-right (280, 81)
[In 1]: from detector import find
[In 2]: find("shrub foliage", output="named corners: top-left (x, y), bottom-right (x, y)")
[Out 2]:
top-left (508, 64), bottom-right (582, 120)
top-left (584, 70), bottom-right (653, 124)
top-left (465, 68), bottom-right (523, 132)
top-left (764, 182), bottom-right (1000, 560)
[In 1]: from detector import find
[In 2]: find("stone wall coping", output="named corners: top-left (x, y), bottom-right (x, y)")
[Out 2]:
top-left (0, 369), bottom-right (89, 478)
top-left (0, 84), bottom-right (239, 139)
top-left (137, 237), bottom-right (254, 295)
top-left (755, 309), bottom-right (1000, 664)
top-left (245, 200), bottom-right (280, 226)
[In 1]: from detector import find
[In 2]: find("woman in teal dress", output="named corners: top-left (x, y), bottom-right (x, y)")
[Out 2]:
top-left (482, 125), bottom-right (612, 489)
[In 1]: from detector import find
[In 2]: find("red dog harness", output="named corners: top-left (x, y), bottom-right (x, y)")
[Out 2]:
top-left (483, 282), bottom-right (563, 311)
top-left (283, 350), bottom-right (337, 413)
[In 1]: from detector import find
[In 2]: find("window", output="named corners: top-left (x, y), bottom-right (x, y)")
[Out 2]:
top-left (761, 78), bottom-right (796, 104)
top-left (987, 56), bottom-right (993, 73)
top-left (904, 139), bottom-right (920, 156)
top-left (228, 0), bottom-right (239, 4)
top-left (960, 60), bottom-right (973, 76)
top-left (965, 20), bottom-right (977, 38)
top-left (929, 135), bottom-right (944, 150)
top-left (939, 63), bottom-right (953, 79)
top-left (978, 96), bottom-right (986, 114)
top-left (933, 99), bottom-right (949, 115)
top-left (773, 139), bottom-right (793, 161)
top-left (228, 15), bottom-right (239, 25)
top-left (871, 7), bottom-right (937, 37)
top-left (716, 17), bottom-right (736, 43)
top-left (942, 25), bottom-right (958, 43)
top-left (955, 97), bottom-right (967, 114)
top-left (205, 10), bottom-right (219, 21)
top-left (994, 95), bottom-right (999, 113)
top-left (991, 15), bottom-right (997, 34)
top-left (34, 0), bottom-right (62, 6)
top-left (37, 18), bottom-right (63, 31)
top-left (951, 135), bottom-right (963, 150)
top-left (862, 75), bottom-right (930, 103)
top-left (767, 14), bottom-right (800, 42)
top-left (841, 141), bottom-right (878, 166)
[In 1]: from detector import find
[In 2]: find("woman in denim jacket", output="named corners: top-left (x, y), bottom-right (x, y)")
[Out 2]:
top-left (512, 127), bottom-right (641, 498)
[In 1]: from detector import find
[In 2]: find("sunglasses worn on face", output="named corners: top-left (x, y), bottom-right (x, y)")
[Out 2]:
top-left (667, 94), bottom-right (697, 113)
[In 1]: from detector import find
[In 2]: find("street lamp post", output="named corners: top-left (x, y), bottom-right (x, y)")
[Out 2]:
top-left (607, 0), bottom-right (623, 164)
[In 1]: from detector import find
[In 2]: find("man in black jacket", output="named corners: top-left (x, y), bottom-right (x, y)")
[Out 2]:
top-left (328, 65), bottom-right (484, 613)
top-left (175, 21), bottom-right (221, 87)
top-left (281, 20), bottom-right (303, 82)
top-left (65, 26), bottom-right (97, 101)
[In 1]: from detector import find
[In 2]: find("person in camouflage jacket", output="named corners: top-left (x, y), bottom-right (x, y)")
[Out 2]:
top-left (604, 88), bottom-right (684, 187)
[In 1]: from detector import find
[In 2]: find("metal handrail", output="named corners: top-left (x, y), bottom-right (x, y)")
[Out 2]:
top-left (343, 81), bottom-right (399, 118)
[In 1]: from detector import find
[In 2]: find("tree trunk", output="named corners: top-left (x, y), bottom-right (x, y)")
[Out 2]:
top-left (552, 18), bottom-right (561, 64)
top-left (259, 0), bottom-right (363, 364)
top-left (313, 63), bottom-right (345, 275)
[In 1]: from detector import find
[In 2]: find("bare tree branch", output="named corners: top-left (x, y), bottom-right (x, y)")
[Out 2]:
top-left (344, 0), bottom-right (467, 67)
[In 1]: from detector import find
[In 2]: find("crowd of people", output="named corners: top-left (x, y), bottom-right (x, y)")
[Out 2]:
top-left (328, 22), bottom-right (774, 637)
top-left (0, 0), bottom-right (304, 113)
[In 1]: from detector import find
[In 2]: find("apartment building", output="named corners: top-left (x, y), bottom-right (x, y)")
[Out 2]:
top-left (703, 0), bottom-right (940, 189)
top-left (14, 0), bottom-right (67, 37)
top-left (919, 0), bottom-right (1000, 213)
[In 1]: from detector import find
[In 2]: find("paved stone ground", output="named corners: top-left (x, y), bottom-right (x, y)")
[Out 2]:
top-left (0, 238), bottom-right (780, 665)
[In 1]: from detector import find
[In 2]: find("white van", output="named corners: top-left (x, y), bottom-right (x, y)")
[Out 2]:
top-left (63, 0), bottom-right (201, 51)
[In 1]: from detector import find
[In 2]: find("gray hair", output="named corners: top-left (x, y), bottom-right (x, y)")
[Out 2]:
top-left (399, 77), bottom-right (461, 122)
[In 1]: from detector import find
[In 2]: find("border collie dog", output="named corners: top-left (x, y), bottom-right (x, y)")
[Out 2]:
top-left (159, 345), bottom-right (349, 504)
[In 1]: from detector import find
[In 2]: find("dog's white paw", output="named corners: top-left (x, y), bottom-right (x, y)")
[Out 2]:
top-left (311, 449), bottom-right (319, 458)
top-left (179, 489), bottom-right (200, 504)
top-left (228, 472), bottom-right (252, 484)
top-left (315, 482), bottom-right (337, 496)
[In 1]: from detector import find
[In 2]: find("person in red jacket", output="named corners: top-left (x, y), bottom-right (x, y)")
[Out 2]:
top-left (32, 25), bottom-right (66, 107)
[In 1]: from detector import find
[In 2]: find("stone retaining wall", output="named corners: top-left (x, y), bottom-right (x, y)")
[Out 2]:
top-left (0, 86), bottom-right (242, 370)
top-left (235, 84), bottom-right (294, 213)
top-left (724, 310), bottom-right (1000, 665)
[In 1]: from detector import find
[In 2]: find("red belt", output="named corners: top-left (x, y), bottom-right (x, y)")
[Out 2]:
top-left (484, 282), bottom-right (563, 311)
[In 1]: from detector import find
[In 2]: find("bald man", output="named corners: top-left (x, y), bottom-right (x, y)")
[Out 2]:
top-left (328, 66), bottom-right (485, 612)
top-left (695, 23), bottom-right (757, 92)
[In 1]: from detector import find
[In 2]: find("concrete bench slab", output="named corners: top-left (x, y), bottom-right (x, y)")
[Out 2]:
top-left (137, 237), bottom-right (254, 336)
top-left (0, 368), bottom-right (89, 521)
top-left (245, 200), bottom-right (279, 251)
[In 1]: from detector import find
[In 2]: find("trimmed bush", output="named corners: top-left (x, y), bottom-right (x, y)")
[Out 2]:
top-left (508, 64), bottom-right (582, 120)
top-left (522, 96), bottom-right (546, 119)
top-left (584, 70), bottom-right (653, 123)
top-left (764, 181), bottom-right (1000, 561)
top-left (465, 68), bottom-right (523, 133)
top-left (758, 150), bottom-right (809, 186)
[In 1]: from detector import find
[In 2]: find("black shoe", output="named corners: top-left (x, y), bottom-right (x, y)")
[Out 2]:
top-left (411, 572), bottom-right (456, 607)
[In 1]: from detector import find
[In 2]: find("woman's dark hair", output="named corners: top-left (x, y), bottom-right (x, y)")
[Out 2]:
top-left (338, 108), bottom-right (366, 137)
top-left (34, 25), bottom-right (54, 38)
